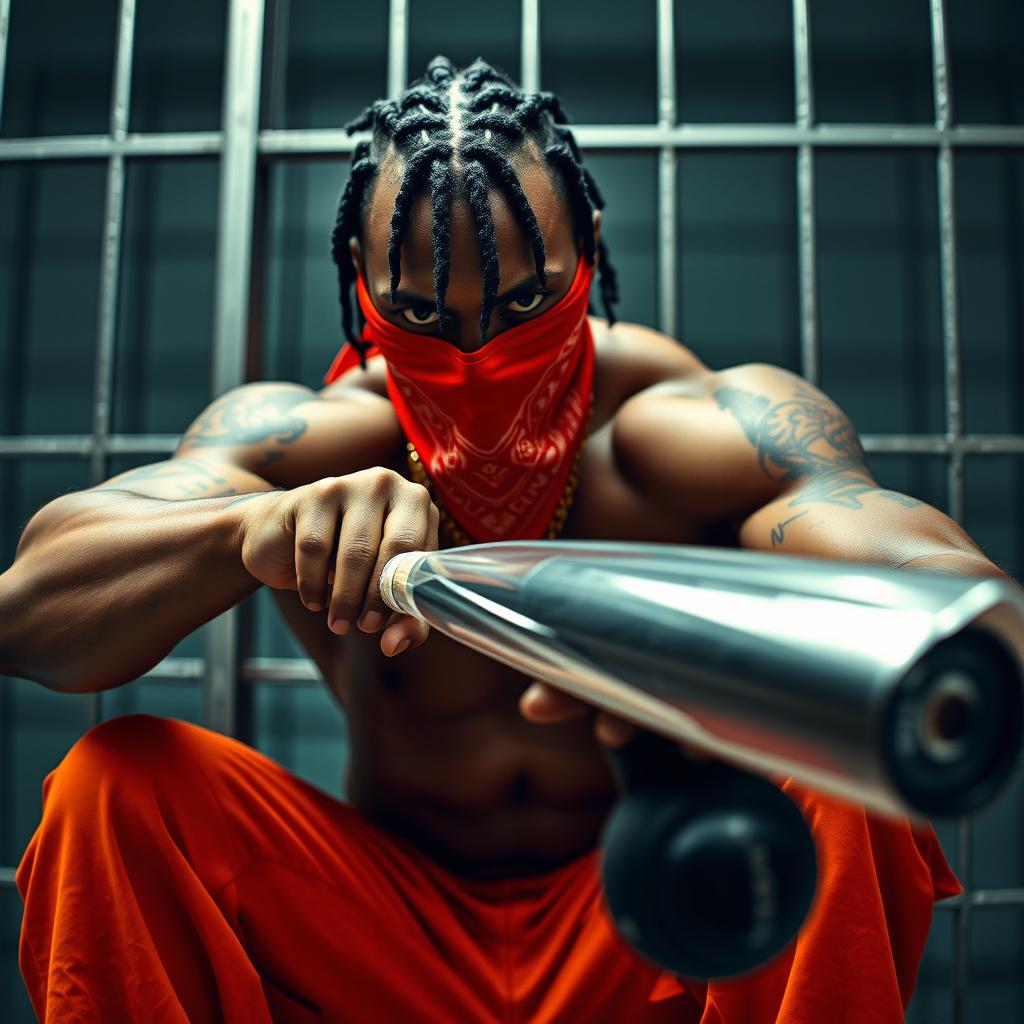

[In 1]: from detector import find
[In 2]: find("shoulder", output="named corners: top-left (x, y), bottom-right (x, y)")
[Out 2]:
top-left (589, 316), bottom-right (707, 414)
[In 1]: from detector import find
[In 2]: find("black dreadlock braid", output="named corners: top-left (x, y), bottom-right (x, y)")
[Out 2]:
top-left (329, 55), bottom-right (620, 368)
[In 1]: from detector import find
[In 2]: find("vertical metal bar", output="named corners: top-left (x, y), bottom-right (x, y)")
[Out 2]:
top-left (520, 0), bottom-right (540, 93)
top-left (263, 0), bottom-right (291, 130)
top-left (938, 146), bottom-right (964, 523)
top-left (0, 0), bottom-right (11, 135)
top-left (84, 0), bottom-right (138, 730)
top-left (92, 0), bottom-right (136, 484)
top-left (387, 0), bottom-right (408, 100)
top-left (954, 816), bottom-right (972, 1024)
top-left (212, 0), bottom-right (265, 395)
top-left (206, 0), bottom-right (265, 736)
top-left (930, 0), bottom-right (964, 523)
top-left (930, 5), bottom-right (968, 1022)
top-left (793, 0), bottom-right (819, 385)
top-left (656, 0), bottom-right (676, 339)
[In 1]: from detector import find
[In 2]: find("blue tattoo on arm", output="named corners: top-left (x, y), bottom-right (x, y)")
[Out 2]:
top-left (178, 385), bottom-right (310, 467)
top-left (715, 378), bottom-right (921, 543)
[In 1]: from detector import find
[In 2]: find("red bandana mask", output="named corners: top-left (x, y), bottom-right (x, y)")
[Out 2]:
top-left (323, 257), bottom-right (595, 543)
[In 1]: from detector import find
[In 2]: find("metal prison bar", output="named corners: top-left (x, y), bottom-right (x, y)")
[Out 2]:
top-left (1, 1), bottom-right (1023, 1020)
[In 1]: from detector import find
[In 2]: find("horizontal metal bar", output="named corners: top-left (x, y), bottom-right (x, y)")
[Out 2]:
top-left (572, 124), bottom-right (1024, 150)
top-left (256, 124), bottom-right (1024, 158)
top-left (861, 435), bottom-right (1024, 456)
top-left (3, 434), bottom-right (1023, 461)
top-left (0, 435), bottom-right (179, 457)
top-left (139, 657), bottom-right (205, 681)
top-left (0, 866), bottom-right (16, 886)
top-left (971, 888), bottom-right (1024, 908)
top-left (136, 656), bottom-right (322, 684)
top-left (3, 124), bottom-right (1022, 167)
top-left (937, 888), bottom-right (1024, 910)
top-left (243, 657), bottom-right (321, 682)
top-left (0, 132), bottom-right (222, 162)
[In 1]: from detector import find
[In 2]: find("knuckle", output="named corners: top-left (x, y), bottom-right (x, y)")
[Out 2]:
top-left (296, 533), bottom-right (328, 557)
top-left (366, 467), bottom-right (400, 495)
top-left (386, 529), bottom-right (424, 552)
top-left (311, 476), bottom-right (345, 501)
top-left (340, 540), bottom-right (378, 569)
top-left (406, 481), bottom-right (431, 506)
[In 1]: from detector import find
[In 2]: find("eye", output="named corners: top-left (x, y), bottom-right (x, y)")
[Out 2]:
top-left (507, 291), bottom-right (546, 314)
top-left (401, 304), bottom-right (439, 326)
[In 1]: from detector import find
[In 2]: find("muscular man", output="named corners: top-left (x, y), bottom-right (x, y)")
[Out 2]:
top-left (1, 57), bottom-right (998, 1022)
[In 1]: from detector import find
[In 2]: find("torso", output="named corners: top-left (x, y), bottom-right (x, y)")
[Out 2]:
top-left (272, 318), bottom-right (732, 876)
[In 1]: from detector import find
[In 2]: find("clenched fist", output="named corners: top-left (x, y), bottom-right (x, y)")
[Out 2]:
top-left (237, 468), bottom-right (439, 655)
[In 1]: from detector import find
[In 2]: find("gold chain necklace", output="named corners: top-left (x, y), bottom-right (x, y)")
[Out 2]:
top-left (406, 441), bottom-right (585, 547)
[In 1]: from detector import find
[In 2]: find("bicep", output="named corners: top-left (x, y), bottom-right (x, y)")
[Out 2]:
top-left (705, 364), bottom-right (986, 566)
top-left (624, 360), bottom-right (991, 570)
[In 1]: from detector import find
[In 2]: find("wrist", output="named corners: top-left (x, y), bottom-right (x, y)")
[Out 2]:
top-left (222, 488), bottom-right (281, 577)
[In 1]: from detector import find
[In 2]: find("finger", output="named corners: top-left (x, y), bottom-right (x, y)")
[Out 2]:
top-left (292, 496), bottom-right (337, 611)
top-left (380, 610), bottom-right (430, 656)
top-left (361, 484), bottom-right (435, 625)
top-left (327, 501), bottom-right (385, 634)
top-left (519, 681), bottom-right (591, 724)
top-left (594, 713), bottom-right (638, 748)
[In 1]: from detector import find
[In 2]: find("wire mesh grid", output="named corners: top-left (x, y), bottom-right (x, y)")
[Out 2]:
top-left (1, 3), bottom-right (1023, 1020)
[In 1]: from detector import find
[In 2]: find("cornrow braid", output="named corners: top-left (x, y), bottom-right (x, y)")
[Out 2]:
top-left (544, 143), bottom-right (598, 264)
top-left (463, 143), bottom-right (547, 286)
top-left (428, 159), bottom-right (454, 323)
top-left (398, 86), bottom-right (447, 114)
top-left (330, 139), bottom-right (378, 368)
top-left (388, 143), bottom-right (454, 301)
top-left (466, 85), bottom-right (521, 112)
top-left (426, 55), bottom-right (456, 87)
top-left (330, 56), bottom-right (620, 362)
top-left (462, 159), bottom-right (502, 339)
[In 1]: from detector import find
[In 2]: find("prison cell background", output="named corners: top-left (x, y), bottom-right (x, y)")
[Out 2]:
top-left (0, 0), bottom-right (1022, 1021)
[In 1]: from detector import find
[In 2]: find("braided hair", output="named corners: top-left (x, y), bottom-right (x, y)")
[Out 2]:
top-left (330, 56), bottom-right (620, 368)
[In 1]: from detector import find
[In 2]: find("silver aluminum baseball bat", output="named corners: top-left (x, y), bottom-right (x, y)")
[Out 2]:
top-left (380, 541), bottom-right (1024, 821)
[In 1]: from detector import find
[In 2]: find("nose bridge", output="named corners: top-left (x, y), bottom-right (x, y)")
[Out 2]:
top-left (452, 315), bottom-right (487, 352)
top-left (442, 295), bottom-right (490, 352)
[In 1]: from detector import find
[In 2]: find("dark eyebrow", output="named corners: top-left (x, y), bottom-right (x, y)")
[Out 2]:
top-left (378, 269), bottom-right (564, 309)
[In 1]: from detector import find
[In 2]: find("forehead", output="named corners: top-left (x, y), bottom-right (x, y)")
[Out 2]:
top-left (361, 151), bottom-right (576, 295)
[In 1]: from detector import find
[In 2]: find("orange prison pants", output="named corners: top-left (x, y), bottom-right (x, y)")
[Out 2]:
top-left (17, 714), bottom-right (961, 1023)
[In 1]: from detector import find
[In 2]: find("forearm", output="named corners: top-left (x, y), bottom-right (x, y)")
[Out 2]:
top-left (0, 488), bottom-right (269, 693)
top-left (896, 550), bottom-right (1012, 582)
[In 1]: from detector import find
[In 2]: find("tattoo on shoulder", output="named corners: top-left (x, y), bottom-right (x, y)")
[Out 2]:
top-left (178, 385), bottom-right (310, 462)
top-left (714, 379), bottom-right (922, 513)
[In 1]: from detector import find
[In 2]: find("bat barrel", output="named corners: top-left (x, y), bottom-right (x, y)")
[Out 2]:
top-left (380, 541), bottom-right (1024, 819)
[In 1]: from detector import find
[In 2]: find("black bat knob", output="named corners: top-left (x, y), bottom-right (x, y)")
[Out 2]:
top-left (601, 733), bottom-right (818, 979)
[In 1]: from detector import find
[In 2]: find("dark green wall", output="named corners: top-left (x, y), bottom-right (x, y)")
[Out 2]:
top-left (1, 1), bottom-right (1023, 1020)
